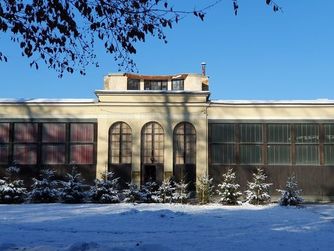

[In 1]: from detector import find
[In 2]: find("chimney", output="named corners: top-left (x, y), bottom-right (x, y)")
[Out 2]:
top-left (201, 62), bottom-right (206, 76)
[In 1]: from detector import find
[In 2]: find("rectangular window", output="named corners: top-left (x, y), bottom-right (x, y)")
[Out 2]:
top-left (240, 145), bottom-right (262, 164)
top-left (324, 145), bottom-right (334, 165)
top-left (127, 79), bottom-right (140, 90)
top-left (172, 79), bottom-right (184, 90)
top-left (0, 123), bottom-right (10, 143)
top-left (13, 144), bottom-right (37, 164)
top-left (295, 124), bottom-right (319, 165)
top-left (324, 124), bottom-right (334, 143)
top-left (240, 124), bottom-right (262, 143)
top-left (14, 123), bottom-right (38, 142)
top-left (324, 124), bottom-right (334, 165)
top-left (267, 124), bottom-right (291, 165)
top-left (70, 144), bottom-right (94, 164)
top-left (42, 123), bottom-right (66, 142)
top-left (0, 145), bottom-right (9, 164)
top-left (211, 124), bottom-right (235, 143)
top-left (42, 145), bottom-right (66, 164)
top-left (144, 80), bottom-right (168, 90)
top-left (70, 123), bottom-right (95, 164)
top-left (211, 144), bottom-right (236, 164)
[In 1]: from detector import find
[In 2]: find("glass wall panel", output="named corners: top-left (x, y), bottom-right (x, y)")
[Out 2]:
top-left (295, 124), bottom-right (319, 143)
top-left (14, 123), bottom-right (37, 142)
top-left (70, 123), bottom-right (94, 142)
top-left (14, 144), bottom-right (37, 164)
top-left (127, 79), bottom-right (140, 90)
top-left (0, 123), bottom-right (10, 143)
top-left (296, 145), bottom-right (319, 165)
top-left (70, 144), bottom-right (94, 164)
top-left (240, 145), bottom-right (262, 164)
top-left (211, 144), bottom-right (235, 164)
top-left (324, 145), bottom-right (334, 165)
top-left (142, 122), bottom-right (164, 164)
top-left (42, 145), bottom-right (66, 164)
top-left (268, 145), bottom-right (290, 164)
top-left (324, 124), bottom-right (334, 143)
top-left (268, 124), bottom-right (291, 143)
top-left (42, 123), bottom-right (66, 142)
top-left (240, 124), bottom-right (262, 143)
top-left (172, 80), bottom-right (184, 90)
top-left (0, 145), bottom-right (9, 164)
top-left (211, 124), bottom-right (235, 143)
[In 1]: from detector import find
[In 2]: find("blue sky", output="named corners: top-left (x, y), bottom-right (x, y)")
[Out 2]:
top-left (0, 0), bottom-right (333, 100)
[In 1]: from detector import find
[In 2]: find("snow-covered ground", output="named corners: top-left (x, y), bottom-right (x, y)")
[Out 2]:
top-left (0, 203), bottom-right (333, 251)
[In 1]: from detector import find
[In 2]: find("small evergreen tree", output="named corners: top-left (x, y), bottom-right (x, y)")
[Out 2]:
top-left (123, 183), bottom-right (142, 203)
top-left (90, 172), bottom-right (120, 203)
top-left (140, 180), bottom-right (160, 203)
top-left (197, 175), bottom-right (214, 204)
top-left (278, 175), bottom-right (303, 206)
top-left (28, 169), bottom-right (59, 203)
top-left (0, 163), bottom-right (27, 204)
top-left (60, 166), bottom-right (87, 203)
top-left (245, 168), bottom-right (272, 205)
top-left (157, 178), bottom-right (175, 203)
top-left (217, 168), bottom-right (242, 205)
top-left (172, 178), bottom-right (190, 204)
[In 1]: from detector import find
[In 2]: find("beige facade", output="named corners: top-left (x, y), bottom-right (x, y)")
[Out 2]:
top-left (1, 72), bottom-right (334, 200)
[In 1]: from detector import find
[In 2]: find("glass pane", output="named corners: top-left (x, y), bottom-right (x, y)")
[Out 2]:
top-left (14, 123), bottom-right (38, 142)
top-left (42, 145), bottom-right (66, 164)
top-left (127, 79), bottom-right (140, 90)
top-left (211, 144), bottom-right (236, 164)
top-left (211, 124), bottom-right (235, 143)
top-left (42, 123), bottom-right (66, 142)
top-left (172, 80), bottom-right (184, 90)
top-left (240, 124), bottom-right (262, 143)
top-left (0, 145), bottom-right (9, 164)
top-left (268, 145), bottom-right (290, 164)
top-left (268, 124), bottom-right (291, 143)
top-left (296, 145), bottom-right (319, 165)
top-left (324, 145), bottom-right (334, 165)
top-left (13, 144), bottom-right (37, 164)
top-left (70, 144), bottom-right (94, 164)
top-left (240, 145), bottom-right (262, 164)
top-left (71, 123), bottom-right (94, 142)
top-left (0, 123), bottom-right (10, 143)
top-left (324, 124), bottom-right (334, 143)
top-left (295, 124), bottom-right (319, 143)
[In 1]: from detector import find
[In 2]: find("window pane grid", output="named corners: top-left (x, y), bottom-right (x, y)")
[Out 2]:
top-left (109, 122), bottom-right (132, 164)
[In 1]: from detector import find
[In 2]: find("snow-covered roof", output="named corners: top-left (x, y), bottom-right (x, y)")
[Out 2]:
top-left (0, 98), bottom-right (96, 103)
top-left (211, 99), bottom-right (334, 105)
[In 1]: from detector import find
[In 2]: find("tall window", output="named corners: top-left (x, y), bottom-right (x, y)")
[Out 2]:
top-left (174, 122), bottom-right (196, 165)
top-left (295, 124), bottom-right (319, 165)
top-left (70, 123), bottom-right (95, 164)
top-left (144, 80), bottom-right (168, 90)
top-left (42, 123), bottom-right (66, 164)
top-left (13, 123), bottom-right (38, 164)
top-left (324, 124), bottom-right (334, 165)
top-left (127, 79), bottom-right (140, 90)
top-left (210, 124), bottom-right (236, 164)
top-left (141, 122), bottom-right (164, 164)
top-left (172, 79), bottom-right (184, 90)
top-left (267, 124), bottom-right (291, 165)
top-left (109, 122), bottom-right (132, 164)
top-left (239, 124), bottom-right (263, 164)
top-left (0, 123), bottom-right (10, 164)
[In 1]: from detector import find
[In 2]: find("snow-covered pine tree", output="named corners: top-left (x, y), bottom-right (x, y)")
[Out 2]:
top-left (157, 178), bottom-right (175, 203)
top-left (60, 166), bottom-right (87, 203)
top-left (217, 168), bottom-right (242, 205)
top-left (28, 169), bottom-right (59, 203)
top-left (278, 175), bottom-right (303, 206)
top-left (197, 175), bottom-right (214, 204)
top-left (0, 163), bottom-right (27, 204)
top-left (123, 183), bottom-right (142, 203)
top-left (90, 172), bottom-right (120, 203)
top-left (245, 168), bottom-right (272, 205)
top-left (140, 181), bottom-right (160, 203)
top-left (172, 178), bottom-right (189, 204)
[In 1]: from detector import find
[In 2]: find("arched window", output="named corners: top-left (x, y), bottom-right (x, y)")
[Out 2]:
top-left (109, 122), bottom-right (132, 186)
top-left (141, 122), bottom-right (164, 184)
top-left (173, 122), bottom-right (196, 190)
